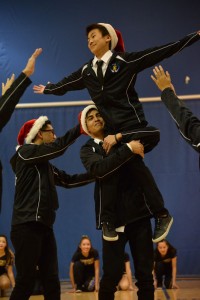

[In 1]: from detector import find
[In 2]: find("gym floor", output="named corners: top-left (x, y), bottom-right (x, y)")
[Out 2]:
top-left (1, 278), bottom-right (200, 300)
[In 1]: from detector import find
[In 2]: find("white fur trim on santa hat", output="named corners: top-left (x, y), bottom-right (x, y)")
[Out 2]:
top-left (25, 116), bottom-right (48, 144)
top-left (98, 23), bottom-right (118, 50)
top-left (81, 105), bottom-right (98, 136)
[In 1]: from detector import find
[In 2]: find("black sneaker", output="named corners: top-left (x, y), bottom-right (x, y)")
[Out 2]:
top-left (152, 214), bottom-right (173, 243)
top-left (102, 222), bottom-right (118, 241)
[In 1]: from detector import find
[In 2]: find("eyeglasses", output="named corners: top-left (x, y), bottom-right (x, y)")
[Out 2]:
top-left (41, 129), bottom-right (55, 135)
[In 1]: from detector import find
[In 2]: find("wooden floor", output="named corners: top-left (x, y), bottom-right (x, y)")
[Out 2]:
top-left (1, 278), bottom-right (200, 299)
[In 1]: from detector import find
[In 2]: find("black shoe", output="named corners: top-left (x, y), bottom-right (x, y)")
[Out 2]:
top-left (152, 214), bottom-right (173, 243)
top-left (102, 222), bottom-right (118, 241)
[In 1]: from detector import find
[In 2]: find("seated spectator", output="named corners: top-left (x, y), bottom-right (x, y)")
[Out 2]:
top-left (153, 239), bottom-right (179, 289)
top-left (69, 235), bottom-right (100, 293)
top-left (0, 234), bottom-right (15, 297)
top-left (118, 252), bottom-right (136, 291)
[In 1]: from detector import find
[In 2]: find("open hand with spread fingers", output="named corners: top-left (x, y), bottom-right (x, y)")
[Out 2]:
top-left (151, 65), bottom-right (175, 93)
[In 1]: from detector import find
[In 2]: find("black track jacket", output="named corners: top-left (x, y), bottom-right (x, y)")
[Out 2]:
top-left (0, 72), bottom-right (31, 210)
top-left (0, 72), bottom-right (31, 131)
top-left (80, 139), bottom-right (151, 229)
top-left (161, 88), bottom-right (200, 153)
top-left (44, 32), bottom-right (200, 135)
top-left (10, 124), bottom-right (94, 227)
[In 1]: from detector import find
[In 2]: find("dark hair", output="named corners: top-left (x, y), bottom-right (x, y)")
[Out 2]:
top-left (76, 235), bottom-right (96, 256)
top-left (86, 23), bottom-right (109, 37)
top-left (32, 120), bottom-right (52, 142)
top-left (86, 23), bottom-right (111, 49)
top-left (41, 120), bottom-right (52, 130)
top-left (86, 108), bottom-right (98, 119)
top-left (156, 239), bottom-right (176, 253)
top-left (0, 234), bottom-right (14, 265)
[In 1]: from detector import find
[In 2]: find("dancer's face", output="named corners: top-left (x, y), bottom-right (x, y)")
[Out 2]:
top-left (79, 238), bottom-right (91, 255)
top-left (86, 109), bottom-right (105, 138)
top-left (157, 241), bottom-right (168, 256)
top-left (0, 236), bottom-right (7, 251)
top-left (88, 28), bottom-right (111, 58)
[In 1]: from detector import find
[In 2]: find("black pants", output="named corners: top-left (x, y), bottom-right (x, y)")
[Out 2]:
top-left (99, 218), bottom-right (154, 300)
top-left (101, 129), bottom-right (168, 224)
top-left (121, 125), bottom-right (160, 154)
top-left (32, 268), bottom-right (44, 295)
top-left (155, 261), bottom-right (172, 288)
top-left (73, 261), bottom-right (95, 291)
top-left (10, 222), bottom-right (60, 300)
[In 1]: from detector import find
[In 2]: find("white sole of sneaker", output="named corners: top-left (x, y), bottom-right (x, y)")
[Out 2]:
top-left (152, 217), bottom-right (174, 243)
top-left (103, 234), bottom-right (119, 241)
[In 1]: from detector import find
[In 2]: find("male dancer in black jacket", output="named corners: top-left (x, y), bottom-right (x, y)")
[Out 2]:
top-left (0, 48), bottom-right (42, 210)
top-left (33, 23), bottom-right (200, 242)
top-left (80, 104), bottom-right (154, 300)
top-left (9, 117), bottom-right (93, 300)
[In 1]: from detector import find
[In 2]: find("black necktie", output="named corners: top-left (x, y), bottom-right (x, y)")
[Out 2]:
top-left (96, 60), bottom-right (104, 85)
top-left (99, 141), bottom-right (106, 157)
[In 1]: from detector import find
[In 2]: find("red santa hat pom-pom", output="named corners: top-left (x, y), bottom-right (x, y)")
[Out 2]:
top-left (114, 29), bottom-right (125, 52)
top-left (98, 23), bottom-right (125, 52)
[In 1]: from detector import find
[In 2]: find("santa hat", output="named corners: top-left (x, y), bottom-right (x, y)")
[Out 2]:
top-left (17, 116), bottom-right (48, 146)
top-left (98, 23), bottom-right (125, 52)
top-left (115, 29), bottom-right (125, 52)
top-left (80, 104), bottom-right (98, 136)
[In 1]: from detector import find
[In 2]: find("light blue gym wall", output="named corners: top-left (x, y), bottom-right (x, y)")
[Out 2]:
top-left (0, 0), bottom-right (200, 279)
